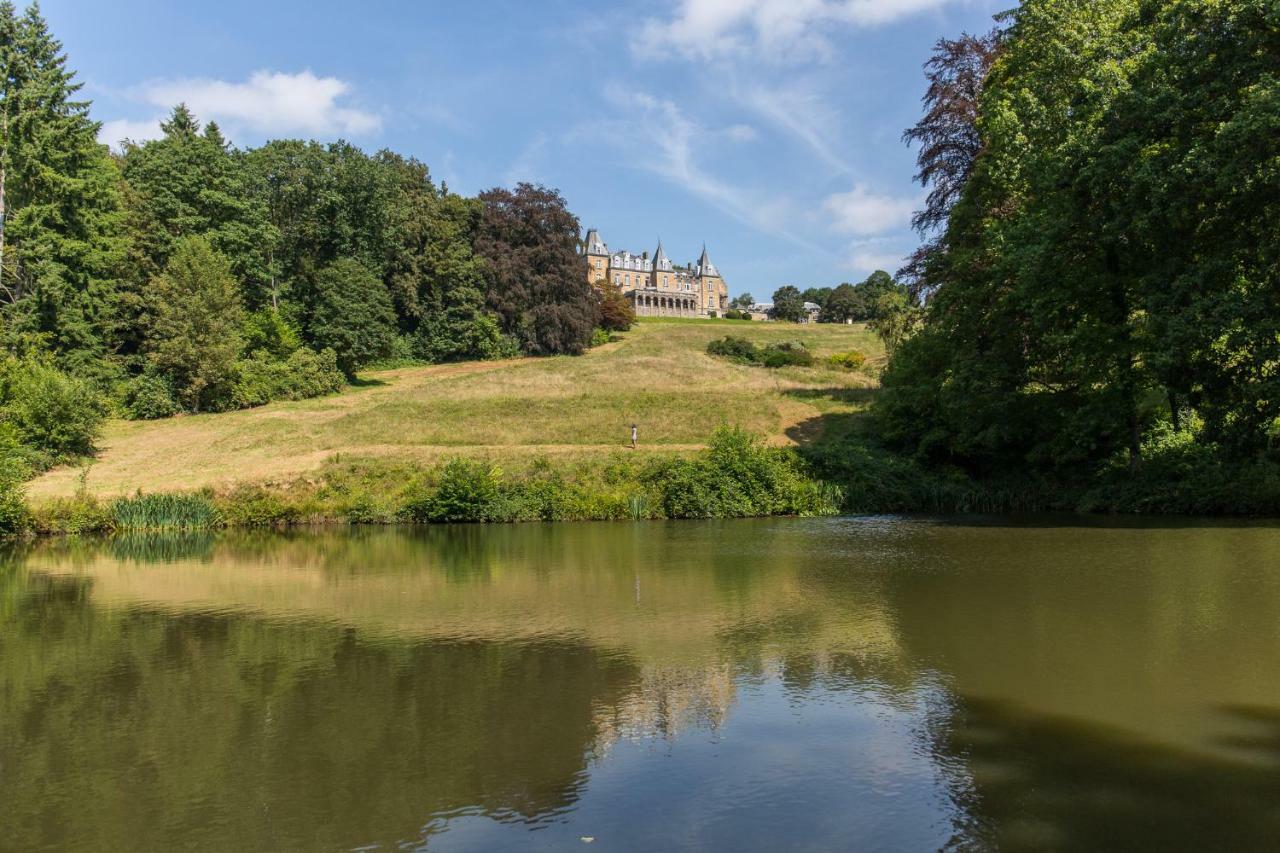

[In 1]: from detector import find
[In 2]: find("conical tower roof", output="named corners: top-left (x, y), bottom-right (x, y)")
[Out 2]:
top-left (654, 239), bottom-right (673, 271)
top-left (697, 244), bottom-right (718, 277)
top-left (584, 228), bottom-right (609, 256)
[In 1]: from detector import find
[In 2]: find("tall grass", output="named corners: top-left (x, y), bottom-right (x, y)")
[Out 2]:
top-left (112, 492), bottom-right (221, 532)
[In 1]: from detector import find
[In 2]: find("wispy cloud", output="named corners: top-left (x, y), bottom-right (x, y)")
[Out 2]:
top-left (731, 80), bottom-right (853, 175)
top-left (98, 69), bottom-right (380, 149)
top-left (638, 0), bottom-right (964, 63)
top-left (579, 85), bottom-right (825, 253)
top-left (823, 184), bottom-right (918, 236)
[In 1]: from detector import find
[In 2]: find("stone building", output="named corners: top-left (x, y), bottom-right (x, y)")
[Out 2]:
top-left (583, 229), bottom-right (729, 318)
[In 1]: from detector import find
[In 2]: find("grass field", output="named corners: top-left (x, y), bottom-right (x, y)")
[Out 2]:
top-left (29, 318), bottom-right (882, 501)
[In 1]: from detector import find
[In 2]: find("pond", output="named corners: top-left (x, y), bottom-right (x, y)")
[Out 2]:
top-left (2, 518), bottom-right (1279, 851)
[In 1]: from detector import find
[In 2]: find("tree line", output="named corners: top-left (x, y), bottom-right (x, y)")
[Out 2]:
top-left (0, 3), bottom-right (624, 480)
top-left (726, 270), bottom-right (912, 325)
top-left (877, 0), bottom-right (1279, 496)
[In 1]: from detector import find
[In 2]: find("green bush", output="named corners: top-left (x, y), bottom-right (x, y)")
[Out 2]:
top-left (230, 348), bottom-right (345, 410)
top-left (112, 492), bottom-right (221, 532)
top-left (242, 309), bottom-right (302, 359)
top-left (827, 350), bottom-right (867, 370)
top-left (0, 475), bottom-right (27, 536)
top-left (656, 426), bottom-right (840, 518)
top-left (0, 359), bottom-right (106, 457)
top-left (405, 459), bottom-right (506, 523)
top-left (29, 492), bottom-right (114, 535)
top-left (123, 370), bottom-right (182, 420)
top-left (759, 341), bottom-right (814, 368)
top-left (706, 336), bottom-right (759, 363)
top-left (590, 328), bottom-right (611, 348)
top-left (216, 484), bottom-right (300, 527)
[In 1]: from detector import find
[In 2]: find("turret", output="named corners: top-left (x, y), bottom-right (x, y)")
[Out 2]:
top-left (654, 239), bottom-right (673, 273)
top-left (584, 228), bottom-right (609, 257)
top-left (697, 244), bottom-right (719, 278)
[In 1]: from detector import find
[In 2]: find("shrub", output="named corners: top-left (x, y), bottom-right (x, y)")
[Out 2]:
top-left (242, 309), bottom-right (302, 359)
top-left (230, 348), bottom-right (345, 410)
top-left (0, 475), bottom-right (26, 537)
top-left (706, 336), bottom-right (759, 363)
top-left (656, 426), bottom-right (840, 518)
top-left (759, 341), bottom-right (814, 368)
top-left (827, 350), bottom-right (867, 370)
top-left (405, 459), bottom-right (506, 523)
top-left (112, 492), bottom-right (221, 531)
top-left (216, 484), bottom-right (300, 527)
top-left (124, 370), bottom-right (182, 420)
top-left (590, 328), bottom-right (611, 348)
top-left (28, 493), bottom-right (114, 535)
top-left (598, 287), bottom-right (636, 332)
top-left (1, 360), bottom-right (106, 457)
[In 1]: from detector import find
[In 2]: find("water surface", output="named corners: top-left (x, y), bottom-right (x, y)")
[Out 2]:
top-left (3, 518), bottom-right (1279, 851)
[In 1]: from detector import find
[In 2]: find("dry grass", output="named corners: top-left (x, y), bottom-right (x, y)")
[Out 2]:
top-left (29, 318), bottom-right (882, 501)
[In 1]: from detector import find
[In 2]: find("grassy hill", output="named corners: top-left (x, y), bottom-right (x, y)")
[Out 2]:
top-left (29, 318), bottom-right (882, 502)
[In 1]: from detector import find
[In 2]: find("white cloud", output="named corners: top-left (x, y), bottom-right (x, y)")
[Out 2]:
top-left (97, 117), bottom-right (164, 149)
top-left (823, 184), bottom-right (917, 236)
top-left (577, 86), bottom-right (820, 251)
top-left (732, 81), bottom-right (852, 174)
top-left (724, 123), bottom-right (759, 142)
top-left (639, 0), bottom-right (962, 63)
top-left (140, 70), bottom-right (380, 138)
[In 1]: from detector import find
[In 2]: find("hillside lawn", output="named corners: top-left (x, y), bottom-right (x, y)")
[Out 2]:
top-left (29, 318), bottom-right (882, 502)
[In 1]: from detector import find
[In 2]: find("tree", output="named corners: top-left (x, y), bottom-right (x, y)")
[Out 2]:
top-left (307, 258), bottom-right (395, 378)
top-left (821, 283), bottom-right (859, 324)
top-left (801, 287), bottom-right (832, 312)
top-left (121, 105), bottom-right (273, 313)
top-left (597, 286), bottom-right (635, 332)
top-left (869, 291), bottom-right (921, 357)
top-left (144, 236), bottom-right (243, 413)
top-left (770, 286), bottom-right (805, 323)
top-left (0, 3), bottom-right (126, 373)
top-left (475, 183), bottom-right (598, 355)
top-left (729, 292), bottom-right (754, 311)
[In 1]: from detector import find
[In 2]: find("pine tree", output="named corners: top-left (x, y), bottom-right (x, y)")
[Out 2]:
top-left (121, 104), bottom-right (273, 310)
top-left (0, 2), bottom-right (126, 374)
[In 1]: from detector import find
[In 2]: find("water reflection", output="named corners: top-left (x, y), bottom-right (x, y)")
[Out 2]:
top-left (2, 519), bottom-right (1279, 851)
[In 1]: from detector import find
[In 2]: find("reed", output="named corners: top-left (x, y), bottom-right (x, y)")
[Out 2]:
top-left (111, 492), bottom-right (221, 532)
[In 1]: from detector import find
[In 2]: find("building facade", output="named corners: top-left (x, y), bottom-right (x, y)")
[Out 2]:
top-left (583, 229), bottom-right (729, 318)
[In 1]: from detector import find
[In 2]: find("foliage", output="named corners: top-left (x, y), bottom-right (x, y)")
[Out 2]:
top-left (405, 458), bottom-right (506, 523)
top-left (476, 183), bottom-right (599, 355)
top-left (729, 293), bottom-right (754, 310)
top-left (827, 351), bottom-right (867, 370)
top-left (112, 491), bottom-right (220, 532)
top-left (230, 347), bottom-right (344, 410)
top-left (307, 258), bottom-right (396, 378)
top-left (597, 285), bottom-right (635, 332)
top-left (0, 4), bottom-right (128, 370)
top-left (242, 308), bottom-right (302, 359)
top-left (122, 368), bottom-right (181, 420)
top-left (0, 356), bottom-right (105, 456)
top-left (144, 236), bottom-right (244, 413)
top-left (706, 335), bottom-right (759, 364)
top-left (770, 285), bottom-right (806, 323)
top-left (868, 291), bottom-right (921, 358)
top-left (655, 426), bottom-right (840, 519)
top-left (706, 336), bottom-right (814, 368)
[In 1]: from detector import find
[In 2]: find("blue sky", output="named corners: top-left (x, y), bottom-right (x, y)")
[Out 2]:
top-left (46, 0), bottom-right (1007, 299)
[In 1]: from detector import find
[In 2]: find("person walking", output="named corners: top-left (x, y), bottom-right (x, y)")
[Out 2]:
top-left (630, 423), bottom-right (638, 450)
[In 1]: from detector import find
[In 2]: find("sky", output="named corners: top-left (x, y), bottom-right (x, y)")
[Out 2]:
top-left (44, 0), bottom-right (1008, 299)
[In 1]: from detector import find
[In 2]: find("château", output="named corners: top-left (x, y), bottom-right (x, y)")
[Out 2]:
top-left (583, 229), bottom-right (729, 318)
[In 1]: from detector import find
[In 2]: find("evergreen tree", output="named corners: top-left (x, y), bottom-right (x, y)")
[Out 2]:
top-left (0, 2), bottom-right (126, 374)
top-left (121, 104), bottom-right (272, 314)
top-left (144, 236), bottom-right (243, 413)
